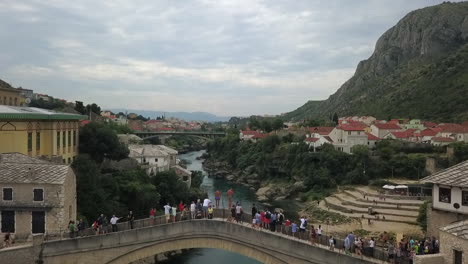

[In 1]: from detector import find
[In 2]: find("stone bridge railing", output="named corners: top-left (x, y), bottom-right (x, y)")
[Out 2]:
top-left (0, 209), bottom-right (383, 264)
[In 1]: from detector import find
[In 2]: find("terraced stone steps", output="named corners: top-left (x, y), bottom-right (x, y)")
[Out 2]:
top-left (333, 193), bottom-right (419, 213)
top-left (341, 190), bottom-right (424, 206)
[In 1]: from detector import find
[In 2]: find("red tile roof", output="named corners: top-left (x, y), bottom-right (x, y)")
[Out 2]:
top-left (366, 133), bottom-right (380, 141)
top-left (423, 122), bottom-right (438, 128)
top-left (337, 124), bottom-right (366, 131)
top-left (420, 128), bottom-right (438, 137)
top-left (80, 120), bottom-right (91, 126)
top-left (373, 123), bottom-right (402, 130)
top-left (241, 130), bottom-right (259, 136)
top-left (307, 127), bottom-right (334, 135)
top-left (151, 127), bottom-right (173, 131)
top-left (305, 137), bottom-right (319, 142)
top-left (432, 137), bottom-right (455, 142)
top-left (390, 131), bottom-right (412, 139)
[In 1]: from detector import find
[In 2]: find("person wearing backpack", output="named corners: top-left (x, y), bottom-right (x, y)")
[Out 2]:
top-left (265, 210), bottom-right (271, 230)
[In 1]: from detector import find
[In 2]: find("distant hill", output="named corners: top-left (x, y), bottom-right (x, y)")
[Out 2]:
top-left (285, 2), bottom-right (468, 122)
top-left (110, 109), bottom-right (230, 122)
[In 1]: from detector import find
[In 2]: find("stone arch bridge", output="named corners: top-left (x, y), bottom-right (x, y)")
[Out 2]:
top-left (1, 216), bottom-right (379, 264)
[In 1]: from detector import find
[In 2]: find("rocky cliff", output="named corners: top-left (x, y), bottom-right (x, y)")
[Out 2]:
top-left (286, 2), bottom-right (468, 122)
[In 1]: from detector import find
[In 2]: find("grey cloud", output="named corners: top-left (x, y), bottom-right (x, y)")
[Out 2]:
top-left (0, 0), bottom-right (462, 116)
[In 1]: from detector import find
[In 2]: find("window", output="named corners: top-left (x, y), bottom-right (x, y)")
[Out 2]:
top-left (67, 158), bottom-right (71, 164)
top-left (14, 98), bottom-right (18, 106)
top-left (183, 176), bottom-right (189, 182)
top-left (357, 131), bottom-right (361, 135)
top-left (27, 132), bottom-right (33, 152)
top-left (454, 250), bottom-right (462, 264)
top-left (1, 211), bottom-right (15, 233)
top-left (73, 131), bottom-right (76, 146)
top-left (68, 131), bottom-right (71, 146)
top-left (36, 132), bottom-right (41, 151)
top-left (348, 131), bottom-right (351, 135)
top-left (3, 188), bottom-right (13, 201)
top-left (57, 132), bottom-right (61, 149)
top-left (33, 189), bottom-right (44, 201)
top-left (463, 191), bottom-right (468, 206)
top-left (439, 187), bottom-right (451, 203)
top-left (155, 158), bottom-right (158, 162)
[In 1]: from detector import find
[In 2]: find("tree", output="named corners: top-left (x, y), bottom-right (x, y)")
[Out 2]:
top-left (332, 113), bottom-right (339, 125)
top-left (86, 103), bottom-right (101, 115)
top-left (416, 201), bottom-right (428, 232)
top-left (74, 101), bottom-right (86, 115)
top-left (151, 170), bottom-right (191, 205)
top-left (272, 118), bottom-right (284, 131)
top-left (79, 122), bottom-right (129, 163)
top-left (261, 119), bottom-right (272, 132)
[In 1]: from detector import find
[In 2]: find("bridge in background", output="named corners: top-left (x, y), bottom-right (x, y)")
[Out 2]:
top-left (134, 131), bottom-right (226, 140)
top-left (0, 211), bottom-right (380, 264)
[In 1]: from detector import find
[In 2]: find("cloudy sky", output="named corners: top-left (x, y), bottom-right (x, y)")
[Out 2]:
top-left (0, 0), bottom-right (458, 116)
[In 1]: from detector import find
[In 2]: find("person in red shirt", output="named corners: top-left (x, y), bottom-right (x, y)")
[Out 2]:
top-left (214, 190), bottom-right (221, 208)
top-left (227, 188), bottom-right (234, 208)
top-left (285, 219), bottom-right (291, 235)
top-left (149, 208), bottom-right (156, 225)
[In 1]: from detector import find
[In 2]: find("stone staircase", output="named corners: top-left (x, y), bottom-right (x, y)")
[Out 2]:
top-left (321, 187), bottom-right (423, 226)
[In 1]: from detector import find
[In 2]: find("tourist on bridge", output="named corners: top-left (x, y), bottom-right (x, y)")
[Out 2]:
top-left (309, 225), bottom-right (316, 245)
top-left (203, 197), bottom-right (211, 218)
top-left (254, 211), bottom-right (261, 229)
top-left (97, 214), bottom-right (105, 234)
top-left (68, 220), bottom-right (76, 238)
top-left (235, 202), bottom-right (243, 223)
top-left (251, 203), bottom-right (257, 221)
top-left (227, 188), bottom-right (234, 208)
top-left (277, 211), bottom-right (284, 233)
top-left (128, 211), bottom-right (135, 229)
top-left (110, 215), bottom-right (120, 232)
top-left (215, 190), bottom-right (221, 208)
top-left (329, 236), bottom-right (336, 251)
top-left (3, 232), bottom-right (12, 248)
top-left (208, 205), bottom-right (214, 219)
top-left (284, 219), bottom-right (291, 234)
top-left (77, 219), bottom-right (86, 236)
top-left (291, 221), bottom-right (297, 238)
top-left (269, 211), bottom-right (276, 232)
top-left (229, 204), bottom-right (236, 222)
top-left (164, 203), bottom-right (171, 223)
top-left (149, 208), bottom-right (156, 225)
top-left (190, 201), bottom-right (196, 219)
top-left (171, 205), bottom-right (177, 222)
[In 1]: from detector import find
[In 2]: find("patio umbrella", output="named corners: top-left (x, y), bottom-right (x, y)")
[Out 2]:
top-left (395, 185), bottom-right (408, 189)
top-left (382, 185), bottom-right (395, 190)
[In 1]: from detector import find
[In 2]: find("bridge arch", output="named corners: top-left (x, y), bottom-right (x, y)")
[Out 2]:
top-left (107, 235), bottom-right (287, 264)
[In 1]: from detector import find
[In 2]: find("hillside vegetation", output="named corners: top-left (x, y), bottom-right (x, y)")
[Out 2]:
top-left (285, 2), bottom-right (468, 122)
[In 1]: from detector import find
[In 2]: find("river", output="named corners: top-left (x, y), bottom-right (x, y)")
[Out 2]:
top-left (160, 150), bottom-right (261, 264)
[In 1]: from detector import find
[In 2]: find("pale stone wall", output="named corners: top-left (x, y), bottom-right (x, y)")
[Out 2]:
top-left (0, 169), bottom-right (76, 238)
top-left (439, 230), bottom-right (468, 264)
top-left (413, 254), bottom-right (445, 264)
top-left (433, 184), bottom-right (468, 214)
top-left (427, 205), bottom-right (468, 238)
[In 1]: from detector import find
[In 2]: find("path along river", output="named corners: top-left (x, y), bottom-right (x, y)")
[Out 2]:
top-left (161, 150), bottom-right (261, 264)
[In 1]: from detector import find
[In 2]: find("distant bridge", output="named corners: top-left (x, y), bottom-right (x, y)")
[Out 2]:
top-left (134, 131), bottom-right (226, 139)
top-left (1, 210), bottom-right (380, 264)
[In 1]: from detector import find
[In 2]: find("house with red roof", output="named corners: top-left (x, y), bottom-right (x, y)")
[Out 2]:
top-left (304, 133), bottom-right (333, 151)
top-left (366, 133), bottom-right (380, 148)
top-left (436, 125), bottom-right (468, 143)
top-left (383, 129), bottom-right (416, 141)
top-left (431, 137), bottom-right (455, 146)
top-left (239, 130), bottom-right (267, 142)
top-left (329, 124), bottom-right (368, 153)
top-left (370, 122), bottom-right (403, 138)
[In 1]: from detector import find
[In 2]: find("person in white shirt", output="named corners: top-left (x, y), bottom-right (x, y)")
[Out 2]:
top-left (369, 238), bottom-right (375, 256)
top-left (203, 198), bottom-right (211, 218)
top-left (235, 202), bottom-right (243, 223)
top-left (329, 236), bottom-right (335, 251)
top-left (317, 225), bottom-right (322, 237)
top-left (164, 203), bottom-right (171, 223)
top-left (110, 215), bottom-right (120, 232)
top-left (190, 201), bottom-right (196, 219)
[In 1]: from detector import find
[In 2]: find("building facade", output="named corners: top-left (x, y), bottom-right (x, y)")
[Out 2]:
top-left (0, 153), bottom-right (77, 240)
top-left (0, 106), bottom-right (86, 164)
top-left (330, 124), bottom-right (368, 153)
top-left (422, 160), bottom-right (468, 238)
top-left (0, 82), bottom-right (25, 107)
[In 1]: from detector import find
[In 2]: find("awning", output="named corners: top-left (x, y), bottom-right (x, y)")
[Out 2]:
top-left (383, 185), bottom-right (395, 190)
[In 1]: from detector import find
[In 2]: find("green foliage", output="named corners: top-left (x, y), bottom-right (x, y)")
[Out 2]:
top-left (103, 122), bottom-right (133, 134)
top-left (285, 42), bottom-right (468, 122)
top-left (74, 101), bottom-right (86, 115)
top-left (417, 201), bottom-right (428, 232)
top-left (151, 170), bottom-right (198, 205)
top-left (29, 98), bottom-right (67, 110)
top-left (190, 171), bottom-right (204, 189)
top-left (79, 122), bottom-right (129, 163)
top-left (85, 103), bottom-right (101, 115)
top-left (451, 142), bottom-right (468, 163)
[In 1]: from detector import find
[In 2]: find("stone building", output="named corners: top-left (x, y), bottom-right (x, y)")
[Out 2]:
top-left (0, 80), bottom-right (25, 106)
top-left (0, 153), bottom-right (77, 240)
top-left (128, 144), bottom-right (190, 186)
top-left (421, 160), bottom-right (468, 238)
top-left (0, 106), bottom-right (86, 164)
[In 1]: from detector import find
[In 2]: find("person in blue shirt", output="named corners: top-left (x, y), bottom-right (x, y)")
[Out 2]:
top-left (291, 221), bottom-right (298, 237)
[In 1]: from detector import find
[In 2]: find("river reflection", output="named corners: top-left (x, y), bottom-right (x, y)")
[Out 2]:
top-left (161, 150), bottom-right (261, 264)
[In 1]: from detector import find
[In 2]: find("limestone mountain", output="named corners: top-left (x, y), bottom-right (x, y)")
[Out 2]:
top-left (285, 2), bottom-right (468, 122)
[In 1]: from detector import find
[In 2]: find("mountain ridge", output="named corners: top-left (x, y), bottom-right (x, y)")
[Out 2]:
top-left (285, 2), bottom-right (468, 122)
